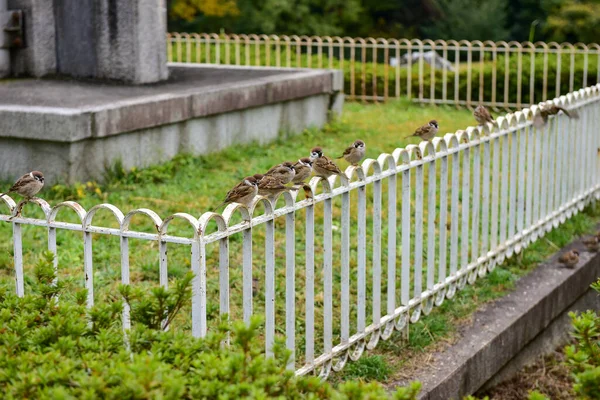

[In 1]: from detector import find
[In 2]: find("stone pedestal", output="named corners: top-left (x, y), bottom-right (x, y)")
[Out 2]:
top-left (7, 0), bottom-right (168, 83)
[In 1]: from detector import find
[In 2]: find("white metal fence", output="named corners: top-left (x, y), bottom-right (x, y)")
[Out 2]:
top-left (1, 85), bottom-right (600, 378)
top-left (167, 33), bottom-right (600, 109)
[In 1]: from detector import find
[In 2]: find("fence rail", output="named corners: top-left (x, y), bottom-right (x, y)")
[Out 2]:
top-left (167, 33), bottom-right (600, 110)
top-left (1, 85), bottom-right (600, 378)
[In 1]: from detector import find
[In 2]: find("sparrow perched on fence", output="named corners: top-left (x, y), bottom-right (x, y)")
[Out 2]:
top-left (473, 105), bottom-right (495, 126)
top-left (533, 104), bottom-right (579, 128)
top-left (582, 236), bottom-right (600, 252)
top-left (558, 250), bottom-right (579, 269)
top-left (265, 161), bottom-right (296, 184)
top-left (310, 147), bottom-right (344, 179)
top-left (404, 120), bottom-right (439, 142)
top-left (257, 173), bottom-right (292, 201)
top-left (212, 176), bottom-right (259, 210)
top-left (336, 140), bottom-right (366, 166)
top-left (0, 171), bottom-right (45, 200)
top-left (292, 158), bottom-right (313, 184)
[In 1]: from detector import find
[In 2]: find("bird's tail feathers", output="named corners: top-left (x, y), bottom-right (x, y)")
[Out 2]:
top-left (403, 134), bottom-right (414, 139)
top-left (211, 202), bottom-right (226, 213)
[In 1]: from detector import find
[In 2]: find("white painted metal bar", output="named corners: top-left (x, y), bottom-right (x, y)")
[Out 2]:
top-left (525, 124), bottom-right (534, 230)
top-left (370, 171), bottom-right (382, 344)
top-left (516, 126), bottom-right (526, 235)
top-left (12, 222), bottom-right (24, 297)
top-left (401, 166), bottom-right (411, 305)
top-left (532, 123), bottom-right (542, 225)
top-left (83, 230), bottom-right (94, 308)
top-left (219, 236), bottom-right (229, 318)
top-left (304, 204), bottom-right (315, 366)
top-left (499, 135), bottom-right (509, 246)
top-left (191, 240), bottom-right (206, 338)
top-left (265, 217), bottom-right (276, 357)
top-left (471, 139), bottom-right (481, 268)
top-left (159, 240), bottom-right (168, 289)
top-left (449, 148), bottom-right (460, 280)
top-left (460, 144), bottom-right (470, 273)
top-left (121, 236), bottom-right (131, 331)
top-left (438, 151), bottom-right (449, 289)
top-left (285, 204), bottom-right (296, 369)
top-left (340, 189), bottom-right (351, 345)
top-left (508, 128), bottom-right (518, 240)
top-left (243, 226), bottom-right (253, 323)
top-left (323, 193), bottom-right (333, 359)
top-left (48, 226), bottom-right (58, 285)
top-left (357, 180), bottom-right (367, 332)
top-left (386, 166), bottom-right (397, 323)
top-left (426, 156), bottom-right (437, 291)
top-left (414, 160), bottom-right (424, 300)
top-left (481, 136), bottom-right (491, 256)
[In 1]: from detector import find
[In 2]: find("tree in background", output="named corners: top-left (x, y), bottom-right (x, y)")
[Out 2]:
top-left (168, 0), bottom-right (362, 36)
top-left (167, 0), bottom-right (600, 44)
top-left (421, 0), bottom-right (510, 41)
top-left (543, 0), bottom-right (600, 44)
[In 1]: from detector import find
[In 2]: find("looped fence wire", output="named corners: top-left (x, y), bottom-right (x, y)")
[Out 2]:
top-left (167, 33), bottom-right (600, 110)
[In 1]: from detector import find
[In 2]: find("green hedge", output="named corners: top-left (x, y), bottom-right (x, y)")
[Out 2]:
top-left (342, 54), bottom-right (598, 105)
top-left (0, 252), bottom-right (421, 399)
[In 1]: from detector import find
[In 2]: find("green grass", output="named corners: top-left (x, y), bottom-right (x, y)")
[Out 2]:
top-left (1, 98), bottom-right (597, 379)
top-left (341, 355), bottom-right (392, 382)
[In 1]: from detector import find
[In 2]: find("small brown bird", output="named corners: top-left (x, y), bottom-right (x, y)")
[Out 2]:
top-left (310, 147), bottom-right (344, 179)
top-left (257, 174), bottom-right (292, 201)
top-left (404, 120), bottom-right (439, 141)
top-left (292, 158), bottom-right (313, 184)
top-left (212, 176), bottom-right (258, 210)
top-left (0, 171), bottom-right (45, 199)
top-left (533, 104), bottom-right (579, 128)
top-left (265, 161), bottom-right (296, 184)
top-left (253, 173), bottom-right (265, 182)
top-left (473, 105), bottom-right (495, 126)
top-left (336, 140), bottom-right (366, 166)
top-left (558, 250), bottom-right (579, 269)
top-left (582, 236), bottom-right (600, 252)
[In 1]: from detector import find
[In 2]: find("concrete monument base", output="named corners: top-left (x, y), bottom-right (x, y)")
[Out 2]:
top-left (0, 64), bottom-right (344, 184)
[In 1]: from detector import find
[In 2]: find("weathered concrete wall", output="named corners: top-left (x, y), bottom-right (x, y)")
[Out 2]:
top-left (7, 0), bottom-right (168, 83)
top-left (391, 236), bottom-right (600, 399)
top-left (7, 0), bottom-right (57, 77)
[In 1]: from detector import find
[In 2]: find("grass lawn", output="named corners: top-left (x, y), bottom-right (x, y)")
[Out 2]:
top-left (1, 98), bottom-right (597, 379)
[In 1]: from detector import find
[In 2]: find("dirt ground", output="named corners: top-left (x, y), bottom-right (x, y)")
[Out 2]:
top-left (478, 348), bottom-right (575, 400)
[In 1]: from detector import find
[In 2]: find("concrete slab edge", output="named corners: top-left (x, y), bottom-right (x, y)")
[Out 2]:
top-left (0, 65), bottom-right (343, 142)
top-left (390, 233), bottom-right (600, 399)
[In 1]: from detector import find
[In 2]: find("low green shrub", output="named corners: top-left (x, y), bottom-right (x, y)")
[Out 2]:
top-left (0, 252), bottom-right (420, 399)
top-left (564, 278), bottom-right (600, 400)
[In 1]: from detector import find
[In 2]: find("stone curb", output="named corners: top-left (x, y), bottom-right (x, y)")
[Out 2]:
top-left (390, 235), bottom-right (600, 399)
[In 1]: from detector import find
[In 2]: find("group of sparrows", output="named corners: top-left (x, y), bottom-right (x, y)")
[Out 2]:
top-left (472, 103), bottom-right (577, 130)
top-left (558, 233), bottom-right (600, 269)
top-left (213, 140), bottom-right (367, 210)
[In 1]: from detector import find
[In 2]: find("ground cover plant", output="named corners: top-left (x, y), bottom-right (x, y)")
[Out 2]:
top-left (0, 252), bottom-right (423, 399)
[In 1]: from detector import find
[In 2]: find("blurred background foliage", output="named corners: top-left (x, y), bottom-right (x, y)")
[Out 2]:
top-left (167, 0), bottom-right (600, 43)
